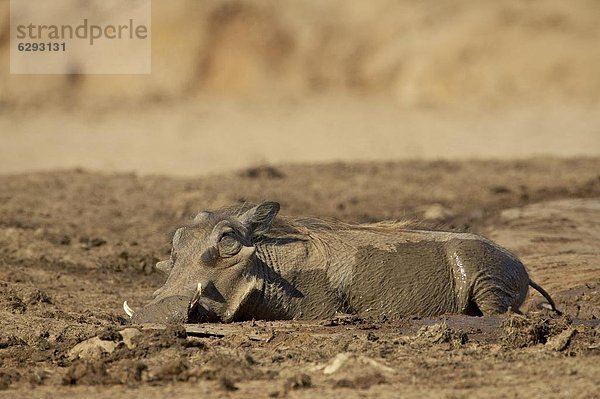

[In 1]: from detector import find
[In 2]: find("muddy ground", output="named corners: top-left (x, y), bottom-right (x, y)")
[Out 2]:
top-left (0, 157), bottom-right (599, 398)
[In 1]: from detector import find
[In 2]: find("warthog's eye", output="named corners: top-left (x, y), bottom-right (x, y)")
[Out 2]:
top-left (218, 232), bottom-right (242, 257)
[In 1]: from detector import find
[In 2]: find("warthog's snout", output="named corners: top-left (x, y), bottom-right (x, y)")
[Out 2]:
top-left (129, 295), bottom-right (190, 324)
top-left (125, 283), bottom-right (221, 324)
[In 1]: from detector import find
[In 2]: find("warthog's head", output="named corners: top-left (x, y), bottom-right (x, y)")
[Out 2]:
top-left (124, 201), bottom-right (280, 324)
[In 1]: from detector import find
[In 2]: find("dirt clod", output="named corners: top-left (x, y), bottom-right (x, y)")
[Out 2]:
top-left (410, 322), bottom-right (468, 347)
top-left (0, 334), bottom-right (26, 348)
top-left (501, 313), bottom-right (572, 349)
top-left (98, 326), bottom-right (122, 342)
top-left (219, 376), bottom-right (239, 391)
top-left (284, 373), bottom-right (312, 391)
top-left (0, 370), bottom-right (20, 390)
top-left (334, 372), bottom-right (387, 390)
top-left (148, 359), bottom-right (189, 384)
top-left (62, 360), bottom-right (109, 386)
top-left (546, 328), bottom-right (577, 352)
top-left (25, 288), bottom-right (52, 305)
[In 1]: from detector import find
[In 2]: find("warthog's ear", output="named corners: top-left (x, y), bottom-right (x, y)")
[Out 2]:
top-left (240, 201), bottom-right (280, 238)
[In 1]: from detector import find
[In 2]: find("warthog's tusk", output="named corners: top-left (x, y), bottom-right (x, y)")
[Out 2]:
top-left (123, 301), bottom-right (134, 318)
top-left (188, 283), bottom-right (202, 312)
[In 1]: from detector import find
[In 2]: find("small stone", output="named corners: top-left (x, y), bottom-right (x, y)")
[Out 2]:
top-left (319, 352), bottom-right (395, 375)
top-left (68, 337), bottom-right (117, 360)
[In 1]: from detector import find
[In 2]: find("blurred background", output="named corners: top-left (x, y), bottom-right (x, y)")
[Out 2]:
top-left (1, 0), bottom-right (599, 176)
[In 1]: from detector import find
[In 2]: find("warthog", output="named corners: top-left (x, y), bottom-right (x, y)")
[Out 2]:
top-left (124, 202), bottom-right (558, 324)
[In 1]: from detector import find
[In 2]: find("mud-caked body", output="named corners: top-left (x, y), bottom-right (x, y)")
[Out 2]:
top-left (128, 202), bottom-right (556, 324)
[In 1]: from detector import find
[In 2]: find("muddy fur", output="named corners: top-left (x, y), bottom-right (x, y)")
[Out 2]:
top-left (131, 202), bottom-right (550, 323)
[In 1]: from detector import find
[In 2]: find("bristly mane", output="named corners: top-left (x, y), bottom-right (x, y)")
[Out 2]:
top-left (215, 202), bottom-right (422, 240)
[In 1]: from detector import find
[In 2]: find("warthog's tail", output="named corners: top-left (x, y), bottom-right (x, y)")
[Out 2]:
top-left (529, 280), bottom-right (562, 315)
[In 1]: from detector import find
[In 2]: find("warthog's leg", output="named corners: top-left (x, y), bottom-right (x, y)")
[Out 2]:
top-left (450, 239), bottom-right (529, 316)
top-left (470, 276), bottom-right (527, 315)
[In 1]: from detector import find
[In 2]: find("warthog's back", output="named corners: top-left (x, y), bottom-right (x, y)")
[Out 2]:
top-left (261, 224), bottom-right (530, 318)
top-left (350, 240), bottom-right (458, 317)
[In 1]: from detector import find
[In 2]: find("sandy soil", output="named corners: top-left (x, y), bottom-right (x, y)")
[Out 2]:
top-left (0, 158), bottom-right (599, 398)
top-left (2, 101), bottom-right (600, 176)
